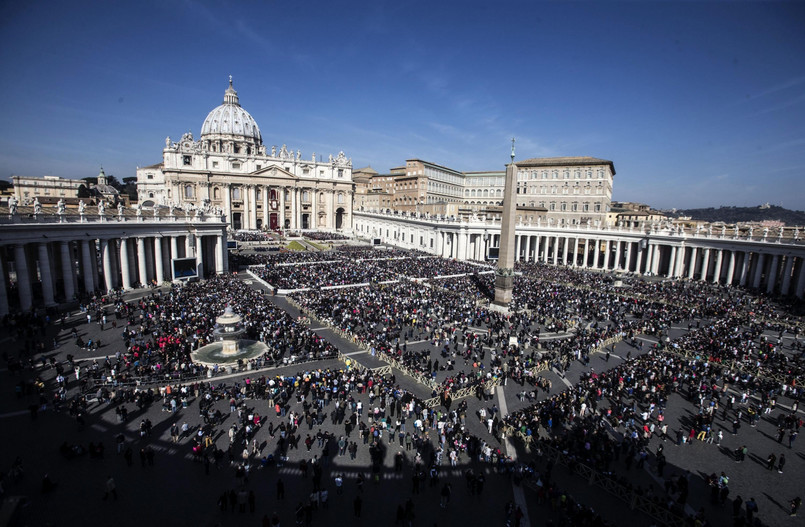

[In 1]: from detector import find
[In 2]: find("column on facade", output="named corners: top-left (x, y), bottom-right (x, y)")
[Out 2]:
top-left (572, 238), bottom-right (580, 267)
top-left (457, 231), bottom-right (467, 260)
top-left (329, 189), bottom-right (336, 230)
top-left (154, 237), bottom-right (164, 284)
top-left (643, 243), bottom-right (653, 275)
top-left (687, 247), bottom-right (698, 279)
top-left (667, 246), bottom-right (677, 278)
top-left (196, 235), bottom-right (205, 278)
top-left (120, 238), bottom-right (132, 290)
top-left (562, 237), bottom-right (570, 266)
top-left (724, 251), bottom-right (736, 286)
top-left (89, 241), bottom-right (100, 292)
top-left (262, 185), bottom-right (269, 229)
top-left (225, 184), bottom-right (233, 227)
top-left (60, 241), bottom-right (75, 302)
top-left (14, 244), bottom-right (33, 311)
top-left (137, 237), bottom-right (148, 286)
top-left (780, 256), bottom-right (795, 295)
top-left (592, 239), bottom-right (600, 269)
top-left (80, 240), bottom-right (94, 294)
top-left (699, 249), bottom-right (711, 281)
top-left (279, 186), bottom-right (286, 230)
top-left (249, 185), bottom-right (258, 230)
top-left (738, 252), bottom-right (750, 287)
top-left (613, 240), bottom-right (622, 270)
top-left (514, 235), bottom-right (521, 262)
top-left (291, 188), bottom-right (298, 229)
top-left (752, 253), bottom-right (765, 289)
top-left (766, 254), bottom-right (780, 294)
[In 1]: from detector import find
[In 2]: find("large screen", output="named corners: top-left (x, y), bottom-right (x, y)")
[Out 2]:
top-left (172, 257), bottom-right (198, 280)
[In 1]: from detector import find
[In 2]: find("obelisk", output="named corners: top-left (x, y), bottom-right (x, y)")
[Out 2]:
top-left (493, 138), bottom-right (517, 311)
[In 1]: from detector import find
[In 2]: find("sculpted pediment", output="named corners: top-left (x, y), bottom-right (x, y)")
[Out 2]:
top-left (251, 164), bottom-right (298, 181)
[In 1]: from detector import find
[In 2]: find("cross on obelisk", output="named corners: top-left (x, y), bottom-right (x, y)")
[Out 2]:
top-left (493, 138), bottom-right (517, 311)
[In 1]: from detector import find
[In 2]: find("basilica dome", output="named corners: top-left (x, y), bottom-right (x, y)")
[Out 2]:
top-left (200, 78), bottom-right (262, 144)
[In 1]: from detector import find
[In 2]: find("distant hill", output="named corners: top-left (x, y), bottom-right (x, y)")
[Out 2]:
top-left (663, 205), bottom-right (805, 226)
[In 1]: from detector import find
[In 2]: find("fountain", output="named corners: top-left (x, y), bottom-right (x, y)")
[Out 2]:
top-left (191, 306), bottom-right (268, 369)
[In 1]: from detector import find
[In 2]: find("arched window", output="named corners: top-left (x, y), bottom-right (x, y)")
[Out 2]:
top-left (270, 189), bottom-right (277, 201)
top-left (213, 187), bottom-right (220, 200)
top-left (338, 193), bottom-right (344, 204)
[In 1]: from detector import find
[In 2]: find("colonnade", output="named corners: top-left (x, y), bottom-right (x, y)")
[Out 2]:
top-left (0, 216), bottom-right (228, 315)
top-left (353, 211), bottom-right (805, 298)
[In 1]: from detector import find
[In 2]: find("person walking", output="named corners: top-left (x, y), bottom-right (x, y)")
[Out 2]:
top-left (766, 453), bottom-right (777, 470)
top-left (102, 475), bottom-right (117, 501)
top-left (777, 453), bottom-right (786, 474)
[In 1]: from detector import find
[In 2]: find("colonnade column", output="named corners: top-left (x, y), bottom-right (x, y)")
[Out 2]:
top-left (224, 185), bottom-right (232, 226)
top-left (154, 237), bottom-right (164, 284)
top-left (613, 240), bottom-right (621, 270)
top-left (712, 249), bottom-right (723, 284)
top-left (523, 236), bottom-right (531, 263)
top-left (699, 249), bottom-right (711, 281)
top-left (635, 243), bottom-right (644, 274)
top-left (766, 254), bottom-right (780, 294)
top-left (37, 243), bottom-right (55, 305)
top-left (675, 246), bottom-right (685, 278)
top-left (215, 235), bottom-right (224, 274)
top-left (60, 242), bottom-right (75, 302)
top-left (573, 238), bottom-right (580, 267)
top-left (14, 245), bottom-right (33, 311)
top-left (291, 188), bottom-right (298, 229)
top-left (795, 263), bottom-right (805, 299)
top-left (593, 239), bottom-right (600, 268)
top-left (0, 257), bottom-right (7, 316)
top-left (553, 235), bottom-right (559, 265)
top-left (81, 241), bottom-right (94, 294)
top-left (667, 246), bottom-right (677, 277)
top-left (562, 237), bottom-right (570, 266)
top-left (651, 244), bottom-right (661, 275)
top-left (120, 238), bottom-right (132, 290)
top-left (725, 251), bottom-right (736, 286)
top-left (515, 235), bottom-right (521, 262)
top-left (687, 247), bottom-right (698, 279)
top-left (100, 239), bottom-right (114, 293)
top-left (752, 253), bottom-right (765, 289)
top-left (137, 237), bottom-right (148, 286)
top-left (623, 241), bottom-right (632, 271)
top-left (739, 252), bottom-right (750, 287)
top-left (780, 256), bottom-right (795, 295)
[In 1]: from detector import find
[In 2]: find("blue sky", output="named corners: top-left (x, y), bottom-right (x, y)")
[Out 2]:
top-left (0, 0), bottom-right (803, 209)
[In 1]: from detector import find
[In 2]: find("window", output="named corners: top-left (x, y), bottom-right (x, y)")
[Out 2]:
top-left (233, 187), bottom-right (241, 200)
top-left (256, 165), bottom-right (261, 170)
top-left (256, 189), bottom-right (261, 200)
top-left (302, 191), bottom-right (310, 202)
top-left (183, 156), bottom-right (191, 166)
top-left (571, 203), bottom-right (578, 211)
top-left (270, 189), bottom-right (277, 201)
top-left (583, 203), bottom-right (589, 212)
top-left (561, 203), bottom-right (567, 211)
top-left (232, 162), bottom-right (241, 170)
top-left (213, 188), bottom-right (220, 200)
top-left (146, 174), bottom-right (154, 180)
top-left (184, 185), bottom-right (194, 199)
top-left (338, 169), bottom-right (344, 178)
top-left (212, 161), bottom-right (218, 168)
top-left (594, 203), bottom-right (601, 212)
top-left (338, 193), bottom-right (344, 204)
top-left (549, 202), bottom-right (555, 211)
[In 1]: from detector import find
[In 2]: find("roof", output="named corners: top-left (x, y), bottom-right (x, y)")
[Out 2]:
top-left (142, 163), bottom-right (163, 170)
top-left (515, 156), bottom-right (615, 175)
top-left (354, 166), bottom-right (378, 175)
top-left (406, 159), bottom-right (464, 176)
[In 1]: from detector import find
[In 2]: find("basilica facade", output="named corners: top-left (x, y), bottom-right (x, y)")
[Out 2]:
top-left (137, 78), bottom-right (354, 231)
